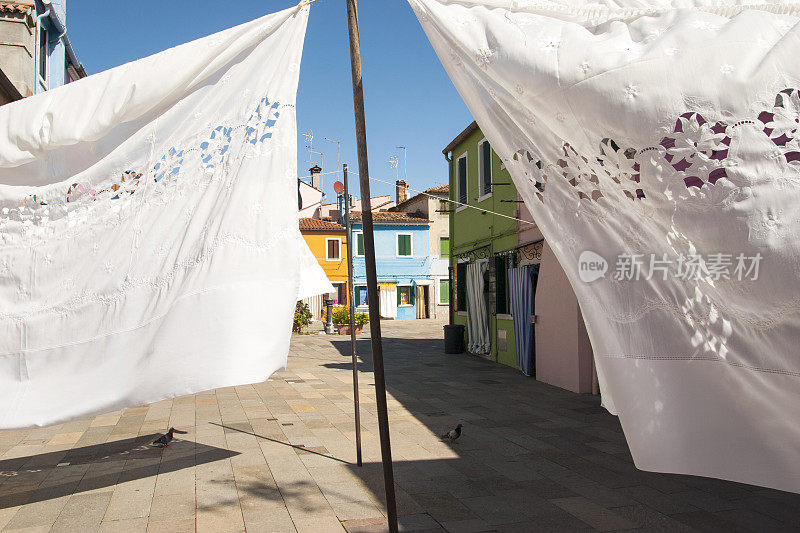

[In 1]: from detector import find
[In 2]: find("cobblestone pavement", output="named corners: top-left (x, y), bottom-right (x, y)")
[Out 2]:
top-left (1, 318), bottom-right (799, 532)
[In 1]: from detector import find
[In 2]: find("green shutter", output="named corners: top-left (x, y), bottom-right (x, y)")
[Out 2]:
top-left (398, 234), bottom-right (411, 256)
top-left (440, 279), bottom-right (450, 304)
top-left (440, 237), bottom-right (449, 258)
top-left (357, 233), bottom-right (364, 256)
top-left (397, 286), bottom-right (402, 306)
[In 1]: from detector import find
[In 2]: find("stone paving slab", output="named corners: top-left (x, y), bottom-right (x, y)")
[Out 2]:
top-left (1, 318), bottom-right (800, 531)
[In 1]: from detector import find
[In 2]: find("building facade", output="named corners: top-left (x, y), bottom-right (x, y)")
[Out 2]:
top-left (350, 211), bottom-right (432, 320)
top-left (0, 0), bottom-right (85, 104)
top-left (390, 183), bottom-right (450, 318)
top-left (445, 122), bottom-right (595, 393)
top-left (299, 217), bottom-right (349, 319)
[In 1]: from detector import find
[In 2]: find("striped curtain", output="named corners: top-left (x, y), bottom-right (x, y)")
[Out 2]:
top-left (466, 259), bottom-right (490, 354)
top-left (508, 266), bottom-right (535, 376)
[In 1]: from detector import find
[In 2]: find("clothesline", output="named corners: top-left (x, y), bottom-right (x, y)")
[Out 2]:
top-left (298, 169), bottom-right (536, 225)
top-left (354, 172), bottom-right (537, 226)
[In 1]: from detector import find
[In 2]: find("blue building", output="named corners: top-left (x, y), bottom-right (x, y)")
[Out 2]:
top-left (0, 0), bottom-right (85, 104)
top-left (350, 211), bottom-right (432, 320)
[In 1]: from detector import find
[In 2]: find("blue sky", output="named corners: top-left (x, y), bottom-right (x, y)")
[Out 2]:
top-left (67, 0), bottom-right (472, 205)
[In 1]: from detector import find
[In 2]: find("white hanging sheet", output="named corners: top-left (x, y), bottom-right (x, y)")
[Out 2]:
top-left (411, 0), bottom-right (800, 492)
top-left (0, 4), bottom-right (332, 429)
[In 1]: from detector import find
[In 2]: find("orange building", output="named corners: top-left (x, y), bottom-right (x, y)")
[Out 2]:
top-left (299, 218), bottom-right (349, 310)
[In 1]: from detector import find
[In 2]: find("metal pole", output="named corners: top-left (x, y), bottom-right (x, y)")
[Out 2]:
top-left (345, 1), bottom-right (398, 530)
top-left (343, 163), bottom-right (363, 467)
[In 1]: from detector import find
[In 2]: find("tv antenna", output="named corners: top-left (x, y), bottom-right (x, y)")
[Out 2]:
top-left (325, 137), bottom-right (342, 183)
top-left (388, 155), bottom-right (399, 181)
top-left (396, 146), bottom-right (407, 180)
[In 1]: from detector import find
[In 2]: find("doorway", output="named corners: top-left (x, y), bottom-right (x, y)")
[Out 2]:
top-left (416, 285), bottom-right (430, 319)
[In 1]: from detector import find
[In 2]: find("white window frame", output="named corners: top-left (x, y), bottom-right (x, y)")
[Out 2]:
top-left (477, 138), bottom-right (492, 202)
top-left (353, 230), bottom-right (364, 257)
top-left (325, 237), bottom-right (342, 261)
top-left (456, 152), bottom-right (468, 212)
top-left (396, 232), bottom-right (413, 257)
top-left (397, 284), bottom-right (414, 307)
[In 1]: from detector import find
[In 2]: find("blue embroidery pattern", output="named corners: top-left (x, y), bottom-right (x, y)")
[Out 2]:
top-left (2, 96), bottom-right (282, 230)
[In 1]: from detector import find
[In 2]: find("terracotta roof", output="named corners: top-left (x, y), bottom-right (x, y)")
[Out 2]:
top-left (425, 184), bottom-right (449, 195)
top-left (299, 217), bottom-right (345, 231)
top-left (0, 1), bottom-right (33, 13)
top-left (350, 211), bottom-right (429, 224)
top-left (443, 121), bottom-right (479, 155)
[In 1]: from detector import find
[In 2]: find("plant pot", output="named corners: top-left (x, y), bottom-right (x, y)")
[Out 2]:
top-left (336, 324), bottom-right (364, 335)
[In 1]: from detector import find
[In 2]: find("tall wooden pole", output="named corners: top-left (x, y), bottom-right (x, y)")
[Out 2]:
top-left (344, 1), bottom-right (398, 530)
top-left (342, 164), bottom-right (363, 467)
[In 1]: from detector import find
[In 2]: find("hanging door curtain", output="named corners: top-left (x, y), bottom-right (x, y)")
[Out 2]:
top-left (411, 0), bottom-right (800, 493)
top-left (508, 265), bottom-right (534, 376)
top-left (379, 283), bottom-right (397, 319)
top-left (466, 259), bottom-right (490, 354)
top-left (0, 5), bottom-right (332, 429)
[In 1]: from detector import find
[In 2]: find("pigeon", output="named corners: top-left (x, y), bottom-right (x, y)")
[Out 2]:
top-left (441, 423), bottom-right (462, 442)
top-left (151, 427), bottom-right (187, 447)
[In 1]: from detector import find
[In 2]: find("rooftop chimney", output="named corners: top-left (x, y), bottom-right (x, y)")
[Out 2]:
top-left (396, 179), bottom-right (408, 205)
top-left (309, 165), bottom-right (322, 190)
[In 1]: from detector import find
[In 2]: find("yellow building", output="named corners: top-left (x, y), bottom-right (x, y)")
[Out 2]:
top-left (299, 218), bottom-right (349, 308)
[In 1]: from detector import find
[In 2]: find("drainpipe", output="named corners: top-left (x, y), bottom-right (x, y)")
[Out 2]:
top-left (444, 150), bottom-right (453, 324)
top-left (34, 7), bottom-right (52, 93)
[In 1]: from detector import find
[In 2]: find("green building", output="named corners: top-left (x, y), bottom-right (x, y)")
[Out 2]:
top-left (443, 121), bottom-right (597, 392)
top-left (444, 121), bottom-right (521, 368)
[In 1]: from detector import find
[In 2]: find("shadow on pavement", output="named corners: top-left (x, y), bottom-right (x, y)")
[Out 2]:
top-left (319, 332), bottom-right (800, 531)
top-left (0, 434), bottom-right (237, 509)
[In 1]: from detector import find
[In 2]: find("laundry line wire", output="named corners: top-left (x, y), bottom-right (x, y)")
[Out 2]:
top-left (296, 170), bottom-right (536, 225)
top-left (351, 171), bottom-right (537, 226)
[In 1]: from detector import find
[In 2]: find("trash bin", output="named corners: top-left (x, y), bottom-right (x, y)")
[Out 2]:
top-left (443, 324), bottom-right (465, 354)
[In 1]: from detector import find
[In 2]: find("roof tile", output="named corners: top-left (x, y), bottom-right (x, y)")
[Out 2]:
top-left (350, 211), bottom-right (429, 224)
top-left (299, 217), bottom-right (345, 231)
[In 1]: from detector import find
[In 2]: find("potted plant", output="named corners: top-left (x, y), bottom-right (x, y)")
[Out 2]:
top-left (333, 306), bottom-right (369, 335)
top-left (293, 301), bottom-right (312, 333)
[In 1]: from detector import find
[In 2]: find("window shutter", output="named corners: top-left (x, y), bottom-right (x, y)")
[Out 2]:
top-left (397, 286), bottom-right (401, 306)
top-left (398, 234), bottom-right (411, 256)
top-left (440, 237), bottom-right (449, 258)
top-left (357, 233), bottom-right (364, 255)
top-left (482, 141), bottom-right (492, 195)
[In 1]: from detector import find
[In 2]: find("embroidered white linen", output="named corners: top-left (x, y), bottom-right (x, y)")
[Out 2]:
top-left (411, 0), bottom-right (800, 492)
top-left (0, 5), bottom-right (332, 429)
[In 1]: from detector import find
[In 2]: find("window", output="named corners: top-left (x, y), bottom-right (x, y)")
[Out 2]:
top-left (479, 139), bottom-right (492, 197)
top-left (495, 256), bottom-right (509, 315)
top-left (456, 262), bottom-right (468, 311)
top-left (439, 199), bottom-right (449, 213)
top-left (355, 285), bottom-right (368, 306)
top-left (440, 237), bottom-right (450, 258)
top-left (332, 283), bottom-right (347, 305)
top-left (457, 154), bottom-right (468, 205)
top-left (354, 232), bottom-right (364, 256)
top-left (326, 238), bottom-right (341, 261)
top-left (396, 233), bottom-right (412, 257)
top-left (38, 26), bottom-right (48, 83)
top-left (398, 285), bottom-right (413, 306)
top-left (439, 279), bottom-right (450, 304)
